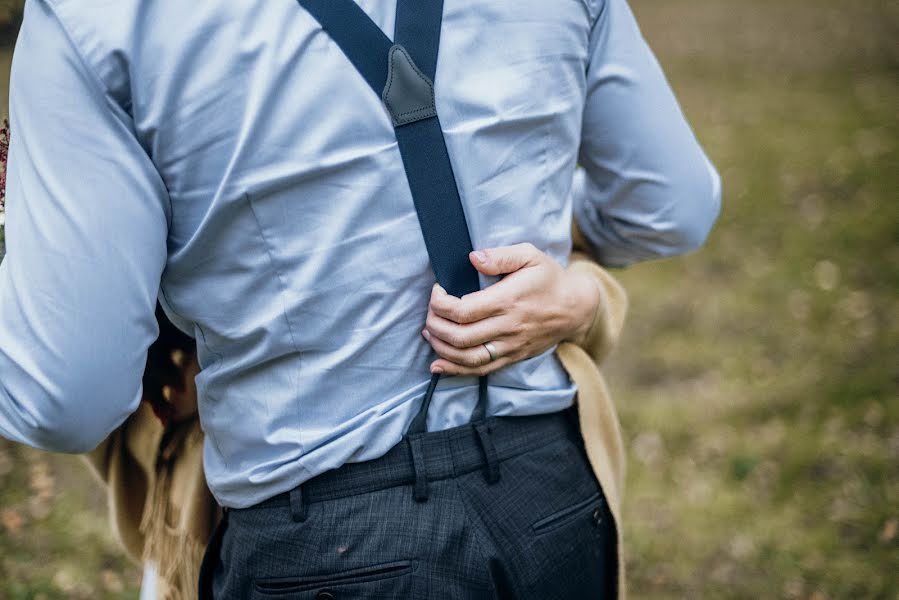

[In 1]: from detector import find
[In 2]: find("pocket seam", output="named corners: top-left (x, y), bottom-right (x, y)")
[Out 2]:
top-left (531, 491), bottom-right (603, 535)
top-left (253, 559), bottom-right (415, 595)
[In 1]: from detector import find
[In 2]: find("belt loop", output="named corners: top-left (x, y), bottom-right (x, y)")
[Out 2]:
top-left (407, 435), bottom-right (430, 502)
top-left (289, 484), bottom-right (307, 522)
top-left (473, 422), bottom-right (500, 485)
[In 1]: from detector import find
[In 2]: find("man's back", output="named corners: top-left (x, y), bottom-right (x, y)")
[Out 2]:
top-left (0, 0), bottom-right (720, 508)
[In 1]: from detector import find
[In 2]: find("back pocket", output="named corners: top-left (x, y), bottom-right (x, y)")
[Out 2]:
top-left (252, 559), bottom-right (415, 599)
top-left (531, 491), bottom-right (604, 535)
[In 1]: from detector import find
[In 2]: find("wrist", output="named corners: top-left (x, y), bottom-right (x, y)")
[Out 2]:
top-left (562, 266), bottom-right (602, 346)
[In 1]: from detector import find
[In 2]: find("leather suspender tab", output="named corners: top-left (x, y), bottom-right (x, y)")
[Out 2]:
top-left (382, 45), bottom-right (438, 127)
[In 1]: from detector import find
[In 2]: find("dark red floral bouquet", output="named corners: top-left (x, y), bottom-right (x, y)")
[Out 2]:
top-left (1, 117), bottom-right (8, 256)
top-left (0, 117), bottom-right (8, 211)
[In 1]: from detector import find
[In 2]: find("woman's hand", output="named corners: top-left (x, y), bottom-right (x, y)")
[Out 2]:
top-left (422, 243), bottom-right (602, 376)
top-left (163, 348), bottom-right (200, 422)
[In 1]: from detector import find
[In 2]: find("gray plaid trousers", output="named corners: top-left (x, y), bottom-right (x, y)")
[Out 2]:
top-left (201, 407), bottom-right (617, 599)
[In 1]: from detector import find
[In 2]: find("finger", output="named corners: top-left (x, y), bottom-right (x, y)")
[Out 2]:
top-left (430, 354), bottom-right (516, 377)
top-left (430, 283), bottom-right (507, 324)
top-left (422, 329), bottom-right (496, 368)
top-left (469, 243), bottom-right (541, 277)
top-left (425, 308), bottom-right (509, 349)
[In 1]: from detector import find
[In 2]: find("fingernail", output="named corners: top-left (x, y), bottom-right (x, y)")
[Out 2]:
top-left (422, 329), bottom-right (431, 341)
top-left (473, 250), bottom-right (488, 264)
top-left (431, 364), bottom-right (443, 374)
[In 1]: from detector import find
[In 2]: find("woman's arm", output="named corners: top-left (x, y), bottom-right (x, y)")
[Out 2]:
top-left (566, 222), bottom-right (628, 365)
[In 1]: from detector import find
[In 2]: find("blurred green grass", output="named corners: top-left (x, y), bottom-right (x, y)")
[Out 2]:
top-left (1, 0), bottom-right (897, 598)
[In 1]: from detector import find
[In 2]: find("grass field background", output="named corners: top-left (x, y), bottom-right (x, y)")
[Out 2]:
top-left (1, 0), bottom-right (896, 597)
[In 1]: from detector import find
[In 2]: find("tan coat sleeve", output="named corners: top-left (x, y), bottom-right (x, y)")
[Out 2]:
top-left (81, 402), bottom-right (165, 564)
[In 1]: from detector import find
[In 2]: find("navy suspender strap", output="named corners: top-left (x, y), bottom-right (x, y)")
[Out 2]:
top-left (295, 0), bottom-right (391, 93)
top-left (394, 0), bottom-right (444, 81)
top-left (297, 0), bottom-right (480, 299)
top-left (296, 0), bottom-right (491, 442)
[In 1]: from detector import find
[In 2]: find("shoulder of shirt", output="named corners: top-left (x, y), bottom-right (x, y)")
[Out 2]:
top-left (37, 0), bottom-right (138, 104)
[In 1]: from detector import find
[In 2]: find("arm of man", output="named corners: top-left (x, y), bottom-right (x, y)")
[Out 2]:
top-left (0, 0), bottom-right (169, 453)
top-left (573, 0), bottom-right (722, 268)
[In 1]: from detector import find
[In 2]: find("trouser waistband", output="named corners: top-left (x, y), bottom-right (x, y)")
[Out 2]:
top-left (242, 406), bottom-right (581, 515)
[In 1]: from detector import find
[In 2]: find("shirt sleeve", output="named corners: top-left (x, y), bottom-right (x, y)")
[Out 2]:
top-left (0, 0), bottom-right (170, 453)
top-left (573, 0), bottom-right (722, 268)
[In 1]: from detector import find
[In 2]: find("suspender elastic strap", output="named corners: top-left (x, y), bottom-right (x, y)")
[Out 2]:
top-left (296, 0), bottom-right (491, 445)
top-left (297, 0), bottom-right (480, 298)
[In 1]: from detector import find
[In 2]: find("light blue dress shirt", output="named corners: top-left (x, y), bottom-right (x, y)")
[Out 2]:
top-left (0, 0), bottom-right (720, 508)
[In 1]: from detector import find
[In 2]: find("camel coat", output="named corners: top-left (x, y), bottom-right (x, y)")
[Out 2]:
top-left (83, 241), bottom-right (629, 600)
